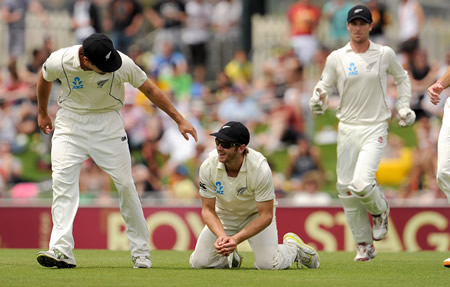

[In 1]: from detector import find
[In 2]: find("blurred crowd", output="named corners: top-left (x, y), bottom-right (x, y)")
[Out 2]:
top-left (0, 0), bottom-right (449, 206)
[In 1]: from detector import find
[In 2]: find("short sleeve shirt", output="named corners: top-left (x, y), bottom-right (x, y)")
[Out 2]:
top-left (42, 45), bottom-right (147, 113)
top-left (198, 148), bottom-right (276, 230)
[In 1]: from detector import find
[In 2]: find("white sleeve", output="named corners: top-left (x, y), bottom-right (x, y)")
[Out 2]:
top-left (198, 159), bottom-right (217, 199)
top-left (120, 53), bottom-right (148, 89)
top-left (385, 47), bottom-right (412, 112)
top-left (312, 51), bottom-right (338, 97)
top-left (253, 161), bottom-right (275, 202)
top-left (42, 49), bottom-right (65, 82)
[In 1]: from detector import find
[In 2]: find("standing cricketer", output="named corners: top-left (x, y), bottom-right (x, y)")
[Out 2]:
top-left (428, 66), bottom-right (450, 268)
top-left (310, 5), bottom-right (415, 261)
top-left (189, 121), bottom-right (320, 270)
top-left (36, 33), bottom-right (197, 269)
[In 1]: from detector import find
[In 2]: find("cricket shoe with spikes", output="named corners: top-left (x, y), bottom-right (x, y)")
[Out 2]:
top-left (283, 232), bottom-right (320, 269)
top-left (354, 243), bottom-right (377, 262)
top-left (133, 256), bottom-right (152, 268)
top-left (36, 248), bottom-right (77, 268)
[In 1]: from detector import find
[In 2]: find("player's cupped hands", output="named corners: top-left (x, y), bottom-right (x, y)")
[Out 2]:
top-left (37, 113), bottom-right (54, 134)
top-left (428, 81), bottom-right (445, 105)
top-left (215, 236), bottom-right (237, 257)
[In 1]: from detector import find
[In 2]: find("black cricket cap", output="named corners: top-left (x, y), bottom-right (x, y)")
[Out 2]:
top-left (210, 121), bottom-right (250, 145)
top-left (82, 33), bottom-right (122, 73)
top-left (347, 5), bottom-right (372, 24)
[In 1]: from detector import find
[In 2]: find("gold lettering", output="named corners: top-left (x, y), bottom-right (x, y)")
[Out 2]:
top-left (373, 217), bottom-right (402, 252)
top-left (305, 211), bottom-right (337, 251)
top-left (335, 212), bottom-right (355, 251)
top-left (404, 211), bottom-right (448, 251)
top-left (107, 212), bottom-right (128, 250)
top-left (185, 212), bottom-right (204, 238)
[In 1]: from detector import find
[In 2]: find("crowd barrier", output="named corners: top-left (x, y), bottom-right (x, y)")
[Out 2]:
top-left (1, 205), bottom-right (449, 252)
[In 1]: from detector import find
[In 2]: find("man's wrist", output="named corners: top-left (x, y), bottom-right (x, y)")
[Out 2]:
top-left (437, 80), bottom-right (445, 88)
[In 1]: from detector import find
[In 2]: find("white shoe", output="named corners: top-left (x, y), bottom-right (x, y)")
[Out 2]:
top-left (372, 206), bottom-right (389, 241)
top-left (228, 249), bottom-right (242, 268)
top-left (354, 243), bottom-right (377, 262)
top-left (36, 249), bottom-right (77, 268)
top-left (133, 256), bottom-right (152, 268)
top-left (283, 232), bottom-right (320, 269)
top-left (444, 258), bottom-right (450, 268)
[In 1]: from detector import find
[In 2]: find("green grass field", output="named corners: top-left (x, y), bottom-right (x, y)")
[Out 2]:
top-left (1, 249), bottom-right (448, 286)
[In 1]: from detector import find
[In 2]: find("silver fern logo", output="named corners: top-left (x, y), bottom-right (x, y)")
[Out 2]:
top-left (97, 79), bottom-right (109, 88)
top-left (236, 187), bottom-right (247, 195)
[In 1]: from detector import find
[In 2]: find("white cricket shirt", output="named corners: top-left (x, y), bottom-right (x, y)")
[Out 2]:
top-left (199, 148), bottom-right (276, 230)
top-left (314, 41), bottom-right (412, 124)
top-left (42, 45), bottom-right (148, 113)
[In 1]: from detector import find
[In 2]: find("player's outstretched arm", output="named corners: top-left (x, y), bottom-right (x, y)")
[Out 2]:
top-left (428, 67), bottom-right (450, 105)
top-left (36, 70), bottom-right (53, 134)
top-left (138, 79), bottom-right (198, 141)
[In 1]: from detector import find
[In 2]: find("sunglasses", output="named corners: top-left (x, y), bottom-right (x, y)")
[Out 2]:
top-left (215, 138), bottom-right (241, 149)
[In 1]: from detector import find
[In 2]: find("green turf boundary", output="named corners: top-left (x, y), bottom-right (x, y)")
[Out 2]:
top-left (0, 249), bottom-right (448, 286)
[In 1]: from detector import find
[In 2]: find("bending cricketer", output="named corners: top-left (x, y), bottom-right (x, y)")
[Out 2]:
top-left (190, 121), bottom-right (320, 270)
top-left (310, 5), bottom-right (415, 261)
top-left (36, 33), bottom-right (197, 269)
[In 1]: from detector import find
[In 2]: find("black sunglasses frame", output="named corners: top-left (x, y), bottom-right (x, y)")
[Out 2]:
top-left (215, 138), bottom-right (241, 149)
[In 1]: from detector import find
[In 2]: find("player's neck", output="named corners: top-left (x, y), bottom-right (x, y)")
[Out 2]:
top-left (350, 40), bottom-right (370, 53)
top-left (225, 156), bottom-right (244, 178)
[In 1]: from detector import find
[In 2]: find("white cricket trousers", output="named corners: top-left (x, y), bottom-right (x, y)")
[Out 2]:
top-left (48, 108), bottom-right (150, 259)
top-left (336, 121), bottom-right (388, 244)
top-left (189, 221), bottom-right (298, 270)
top-left (437, 99), bottom-right (450, 203)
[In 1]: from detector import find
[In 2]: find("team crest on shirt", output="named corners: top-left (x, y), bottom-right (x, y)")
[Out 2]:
top-left (236, 187), bottom-right (247, 196)
top-left (366, 61), bottom-right (377, 72)
top-left (97, 79), bottom-right (109, 88)
top-left (72, 77), bottom-right (84, 89)
top-left (215, 182), bottom-right (224, 195)
top-left (348, 63), bottom-right (358, 76)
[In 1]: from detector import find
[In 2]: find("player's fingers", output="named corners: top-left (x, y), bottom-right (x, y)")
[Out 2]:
top-left (189, 128), bottom-right (198, 142)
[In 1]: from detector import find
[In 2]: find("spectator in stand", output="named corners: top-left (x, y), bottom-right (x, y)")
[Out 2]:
top-left (224, 49), bottom-right (252, 84)
top-left (168, 164), bottom-right (198, 204)
top-left (150, 40), bottom-right (187, 80)
top-left (145, 0), bottom-right (186, 54)
top-left (103, 0), bottom-right (144, 53)
top-left (367, 0), bottom-right (391, 45)
top-left (79, 159), bottom-right (112, 204)
top-left (322, 0), bottom-right (353, 49)
top-left (71, 0), bottom-right (102, 44)
top-left (121, 84), bottom-right (150, 152)
top-left (286, 0), bottom-right (321, 66)
top-left (398, 0), bottom-right (425, 64)
top-left (181, 0), bottom-right (212, 84)
top-left (400, 112), bottom-right (439, 199)
top-left (0, 0), bottom-right (48, 65)
top-left (0, 141), bottom-right (23, 196)
top-left (408, 49), bottom-right (439, 116)
top-left (217, 84), bottom-right (262, 126)
top-left (288, 170), bottom-right (332, 206)
top-left (21, 48), bottom-right (47, 86)
top-left (210, 0), bottom-right (243, 72)
top-left (0, 99), bottom-right (17, 150)
top-left (285, 135), bottom-right (325, 192)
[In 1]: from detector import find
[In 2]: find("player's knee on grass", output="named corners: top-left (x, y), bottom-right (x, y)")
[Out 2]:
top-left (189, 254), bottom-right (209, 269)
